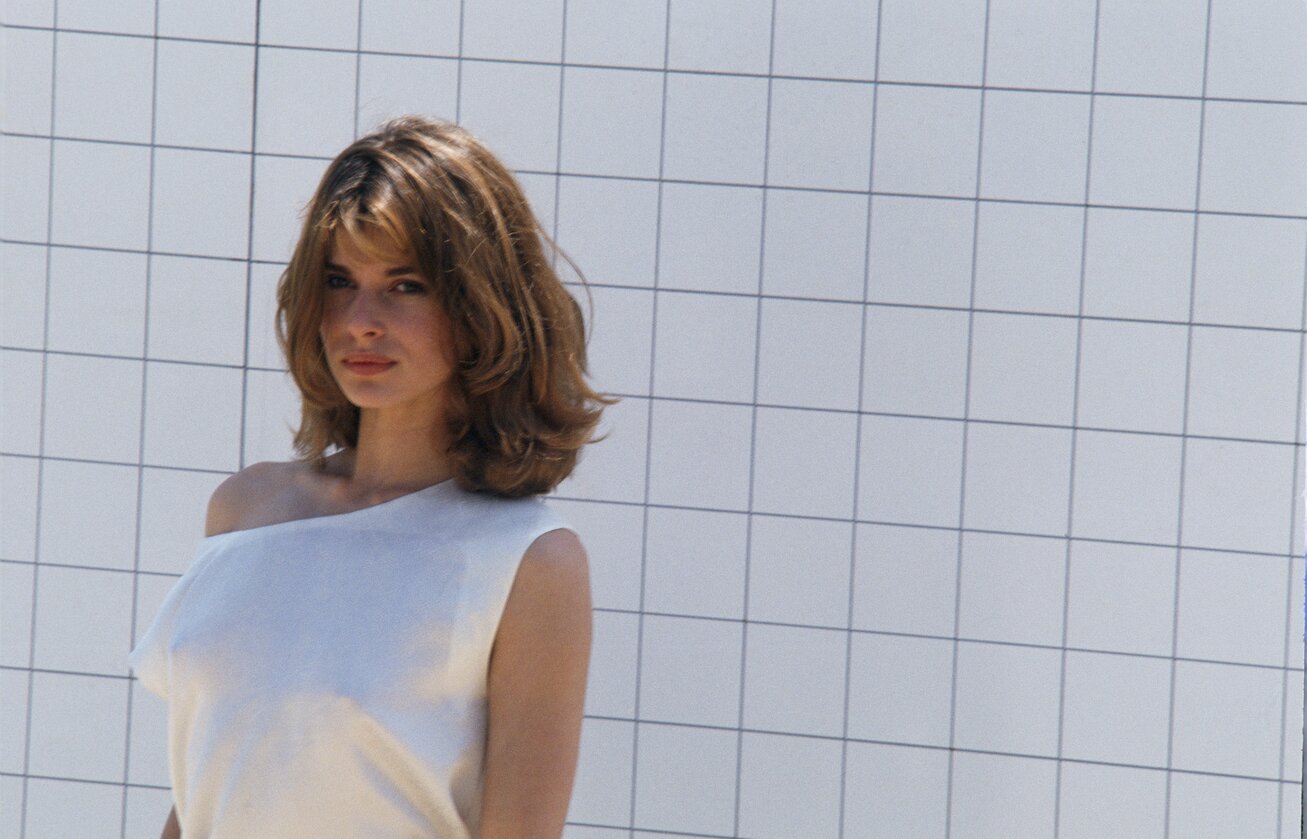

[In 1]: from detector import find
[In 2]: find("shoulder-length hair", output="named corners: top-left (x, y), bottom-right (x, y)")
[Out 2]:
top-left (276, 115), bottom-right (616, 497)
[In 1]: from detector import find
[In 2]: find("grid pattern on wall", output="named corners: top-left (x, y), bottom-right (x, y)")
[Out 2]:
top-left (1, 0), bottom-right (1305, 837)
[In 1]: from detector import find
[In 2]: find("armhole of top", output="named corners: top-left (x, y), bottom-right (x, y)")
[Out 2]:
top-left (126, 543), bottom-right (223, 701)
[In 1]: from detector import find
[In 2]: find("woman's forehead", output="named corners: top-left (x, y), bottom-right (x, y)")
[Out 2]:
top-left (326, 227), bottom-right (413, 268)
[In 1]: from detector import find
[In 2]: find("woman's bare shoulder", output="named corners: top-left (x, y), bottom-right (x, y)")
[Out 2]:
top-left (205, 460), bottom-right (307, 538)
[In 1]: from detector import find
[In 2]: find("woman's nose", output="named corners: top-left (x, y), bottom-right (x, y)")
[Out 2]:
top-left (344, 293), bottom-right (385, 338)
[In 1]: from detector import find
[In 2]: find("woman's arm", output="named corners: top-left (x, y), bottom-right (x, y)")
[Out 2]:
top-left (160, 805), bottom-right (180, 839)
top-left (478, 528), bottom-right (592, 839)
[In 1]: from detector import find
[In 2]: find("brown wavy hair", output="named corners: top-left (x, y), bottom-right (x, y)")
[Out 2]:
top-left (275, 115), bottom-right (616, 497)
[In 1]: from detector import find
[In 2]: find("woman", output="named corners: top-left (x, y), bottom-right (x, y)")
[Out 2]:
top-left (128, 115), bottom-right (615, 838)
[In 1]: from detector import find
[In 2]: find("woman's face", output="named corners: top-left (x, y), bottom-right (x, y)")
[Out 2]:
top-left (318, 230), bottom-right (457, 417)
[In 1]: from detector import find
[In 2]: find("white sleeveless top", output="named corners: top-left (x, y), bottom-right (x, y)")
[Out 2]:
top-left (126, 477), bottom-right (574, 839)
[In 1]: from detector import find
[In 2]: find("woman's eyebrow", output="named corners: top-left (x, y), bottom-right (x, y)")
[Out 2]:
top-left (324, 261), bottom-right (419, 277)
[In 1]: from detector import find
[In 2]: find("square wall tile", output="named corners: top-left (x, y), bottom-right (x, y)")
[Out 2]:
top-left (858, 415), bottom-right (964, 528)
top-left (980, 90), bottom-right (1091, 204)
top-left (360, 0), bottom-right (461, 56)
top-left (853, 523), bottom-right (958, 637)
top-left (152, 148), bottom-right (252, 259)
top-left (1057, 762), bottom-right (1166, 839)
top-left (1095, 0), bottom-right (1208, 97)
top-left (1071, 430), bottom-right (1183, 545)
top-left (667, 0), bottom-right (770, 74)
top-left (564, 0), bottom-right (667, 68)
top-left (33, 565), bottom-right (133, 674)
top-left (847, 633), bottom-right (953, 747)
top-left (1284, 667), bottom-right (1303, 782)
top-left (1207, 0), bottom-right (1307, 102)
top-left (462, 0), bottom-right (564, 63)
top-left (753, 406), bottom-right (858, 520)
top-left (155, 40), bottom-right (255, 152)
top-left (2, 137), bottom-right (51, 243)
top-left (748, 514), bottom-right (851, 628)
top-left (586, 609), bottom-right (637, 718)
top-left (761, 187), bottom-right (868, 301)
top-left (385, 76), bottom-right (493, 143)
top-left (38, 459), bottom-right (138, 571)
top-left (1, 456), bottom-right (40, 562)
top-left (972, 402), bottom-right (1087, 530)
top-left (43, 354), bottom-right (143, 462)
top-left (1177, 550), bottom-right (1289, 667)
top-left (568, 717), bottom-right (633, 827)
top-left (974, 201), bottom-right (1085, 317)
top-left (1194, 214), bottom-right (1307, 332)
top-left (580, 285), bottom-right (652, 396)
top-left (541, 500), bottom-right (642, 609)
top-left (648, 399), bottom-right (753, 511)
top-left (54, 32), bottom-right (153, 144)
top-left (1289, 554), bottom-right (1304, 670)
top-left (58, 0), bottom-right (153, 34)
top-left (126, 684), bottom-right (170, 788)
top-left (0, 669), bottom-right (30, 775)
top-left (1201, 101), bottom-right (1307, 219)
top-left (27, 671), bottom-right (127, 782)
top-left (743, 623), bottom-right (846, 737)
top-left (948, 751), bottom-right (1056, 839)
top-left (1090, 95), bottom-right (1201, 211)
top-left (663, 72), bottom-right (769, 185)
top-left (639, 615), bottom-right (742, 727)
top-left (255, 46), bottom-right (356, 157)
top-left (458, 60), bottom-right (561, 172)
top-left (843, 742), bottom-right (948, 839)
top-left (952, 641), bottom-right (1061, 756)
top-left (50, 139), bottom-right (151, 251)
top-left (644, 506), bottom-right (748, 620)
top-left (958, 531), bottom-right (1065, 646)
top-left (768, 79), bottom-right (874, 192)
top-left (251, 154), bottom-right (325, 263)
top-left (561, 67), bottom-right (663, 179)
top-left (862, 304), bottom-right (970, 418)
top-left (24, 777), bottom-right (124, 837)
top-left (158, 0), bottom-right (259, 42)
top-left (738, 732), bottom-right (843, 839)
top-left (148, 255), bottom-right (248, 366)
top-left (3, 27), bottom-right (53, 135)
top-left (757, 298), bottom-right (863, 411)
top-left (556, 394), bottom-right (648, 504)
top-left (1182, 438), bottom-right (1294, 556)
top-left (1066, 540), bottom-right (1176, 658)
top-left (967, 311), bottom-right (1078, 426)
top-left (1076, 319), bottom-right (1189, 435)
top-left (138, 467), bottom-right (223, 574)
top-left (773, 0), bottom-right (876, 79)
top-left (241, 367), bottom-right (301, 466)
top-left (866, 196), bottom-right (975, 308)
top-left (877, 0), bottom-right (986, 86)
top-left (46, 246), bottom-right (147, 357)
top-left (4, 0), bottom-right (53, 26)
top-left (657, 183), bottom-right (763, 294)
top-left (246, 261), bottom-right (286, 369)
top-left (633, 722), bottom-right (737, 836)
top-left (555, 176), bottom-right (659, 288)
top-left (1082, 207), bottom-right (1194, 323)
top-left (1171, 659), bottom-right (1283, 778)
top-left (651, 289), bottom-right (756, 403)
top-left (1167, 773), bottom-right (1279, 839)
top-left (1061, 650), bottom-right (1171, 767)
top-left (143, 361), bottom-right (244, 472)
top-left (1, 351), bottom-right (42, 456)
top-left (1188, 325), bottom-right (1300, 443)
top-left (2, 243), bottom-right (47, 350)
top-left (0, 562), bottom-right (34, 666)
top-left (259, 0), bottom-right (358, 49)
top-left (984, 0), bottom-right (1096, 91)
top-left (873, 85), bottom-right (981, 198)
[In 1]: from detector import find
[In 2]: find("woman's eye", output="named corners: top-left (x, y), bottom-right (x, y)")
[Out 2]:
top-left (325, 274), bottom-right (350, 289)
top-left (396, 280), bottom-right (427, 294)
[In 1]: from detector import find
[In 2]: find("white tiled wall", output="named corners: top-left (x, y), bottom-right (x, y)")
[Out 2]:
top-left (2, 1), bottom-right (1305, 837)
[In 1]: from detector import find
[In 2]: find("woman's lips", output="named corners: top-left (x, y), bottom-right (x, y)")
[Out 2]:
top-left (342, 360), bottom-right (397, 376)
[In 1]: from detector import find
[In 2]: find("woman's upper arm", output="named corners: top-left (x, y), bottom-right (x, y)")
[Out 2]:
top-left (479, 527), bottom-right (592, 839)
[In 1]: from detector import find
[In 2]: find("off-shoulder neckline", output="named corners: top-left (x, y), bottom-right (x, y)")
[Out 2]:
top-left (198, 476), bottom-right (459, 547)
